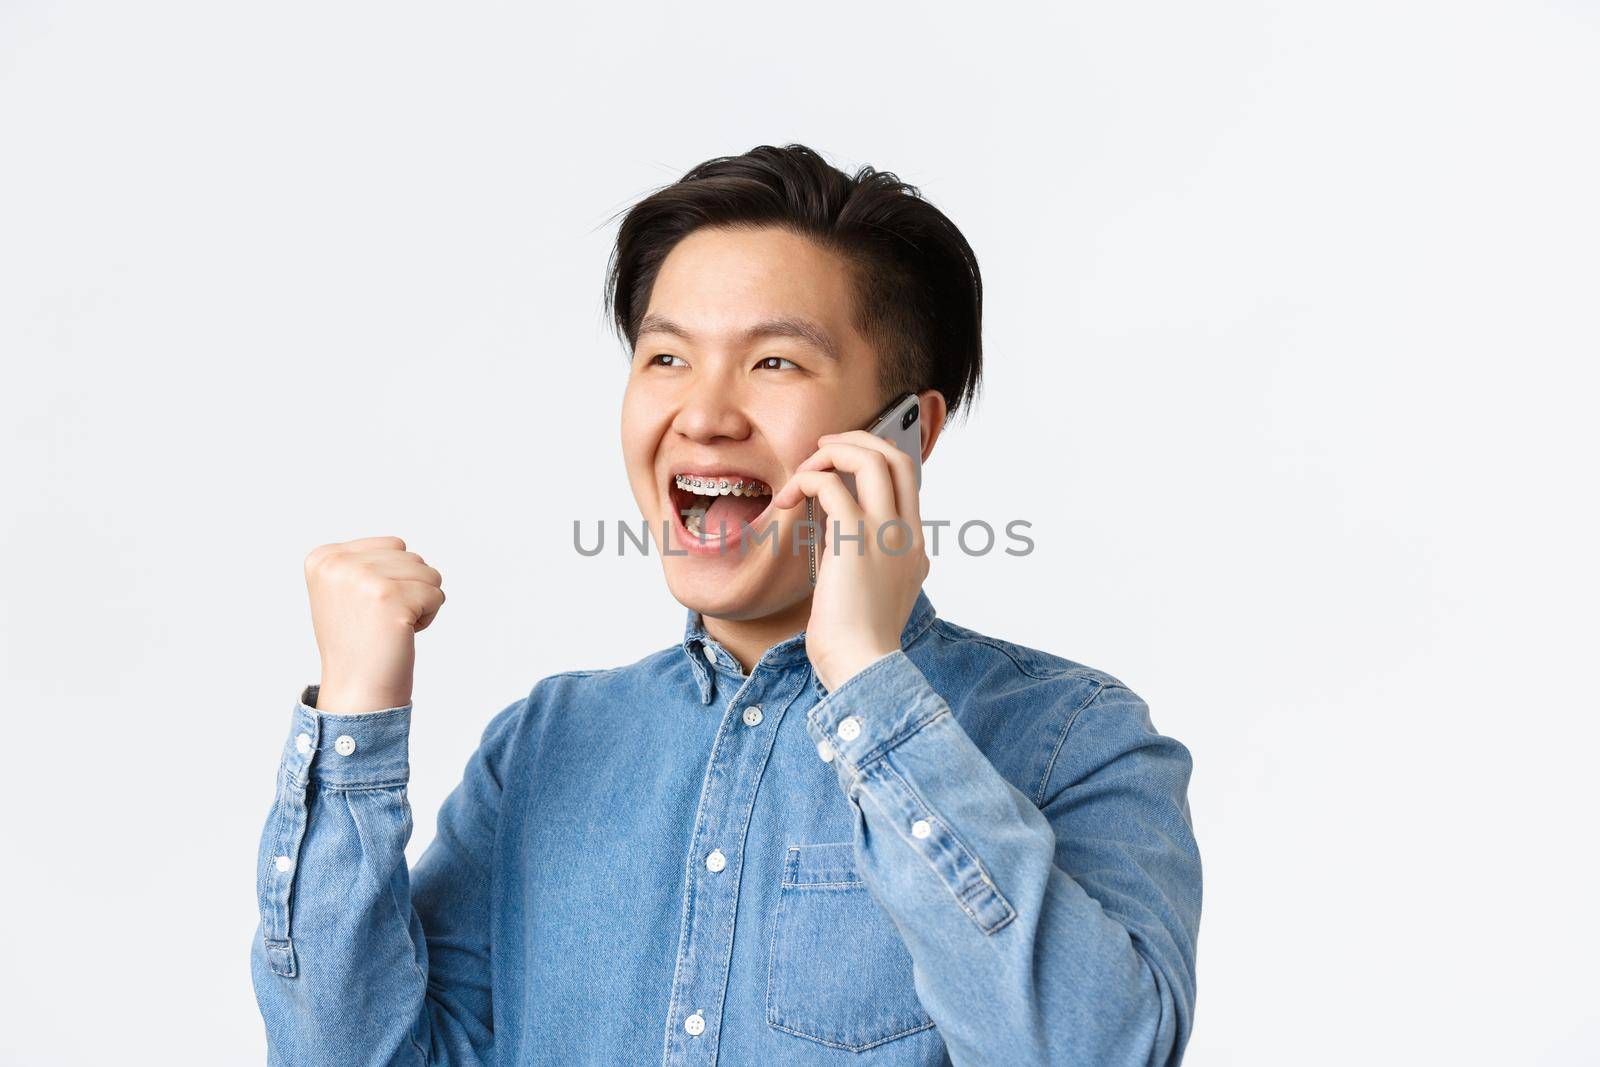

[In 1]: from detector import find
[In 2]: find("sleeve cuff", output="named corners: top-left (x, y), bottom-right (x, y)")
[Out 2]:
top-left (804, 650), bottom-right (948, 775)
top-left (280, 683), bottom-right (412, 789)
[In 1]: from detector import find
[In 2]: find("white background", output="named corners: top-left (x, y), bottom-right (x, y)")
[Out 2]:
top-left (3, 2), bottom-right (1596, 1064)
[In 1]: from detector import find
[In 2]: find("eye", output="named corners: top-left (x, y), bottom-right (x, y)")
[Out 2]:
top-left (649, 353), bottom-right (688, 368)
top-left (756, 356), bottom-right (799, 371)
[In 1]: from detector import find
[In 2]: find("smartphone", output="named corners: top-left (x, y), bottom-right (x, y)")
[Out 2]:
top-left (838, 390), bottom-right (923, 500)
top-left (807, 391), bottom-right (924, 584)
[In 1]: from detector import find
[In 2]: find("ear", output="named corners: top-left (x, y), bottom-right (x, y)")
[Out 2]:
top-left (916, 390), bottom-right (949, 463)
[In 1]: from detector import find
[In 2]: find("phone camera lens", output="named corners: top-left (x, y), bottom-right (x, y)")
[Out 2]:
top-left (902, 406), bottom-right (918, 429)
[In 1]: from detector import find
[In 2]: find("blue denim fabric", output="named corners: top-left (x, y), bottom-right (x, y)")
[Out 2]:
top-left (251, 590), bottom-right (1202, 1065)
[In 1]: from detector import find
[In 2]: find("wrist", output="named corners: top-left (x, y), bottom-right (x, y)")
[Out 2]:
top-left (314, 680), bottom-right (412, 715)
top-left (813, 643), bottom-right (898, 692)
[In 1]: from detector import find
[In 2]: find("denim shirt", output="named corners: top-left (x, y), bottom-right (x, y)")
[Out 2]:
top-left (250, 590), bottom-right (1202, 1065)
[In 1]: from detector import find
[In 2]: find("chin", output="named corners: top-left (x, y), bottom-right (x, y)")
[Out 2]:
top-left (660, 552), bottom-right (804, 623)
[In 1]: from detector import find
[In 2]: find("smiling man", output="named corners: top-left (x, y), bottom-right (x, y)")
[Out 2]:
top-left (251, 144), bottom-right (1203, 1066)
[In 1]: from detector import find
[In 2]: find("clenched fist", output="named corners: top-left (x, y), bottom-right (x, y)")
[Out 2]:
top-left (303, 536), bottom-right (445, 714)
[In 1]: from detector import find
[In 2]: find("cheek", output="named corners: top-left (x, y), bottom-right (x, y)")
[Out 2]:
top-left (747, 398), bottom-right (828, 472)
top-left (619, 383), bottom-right (665, 469)
top-left (768, 417), bottom-right (829, 476)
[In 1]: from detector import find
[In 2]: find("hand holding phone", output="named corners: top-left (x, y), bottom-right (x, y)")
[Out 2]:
top-left (807, 391), bottom-right (924, 584)
top-left (838, 391), bottom-right (923, 499)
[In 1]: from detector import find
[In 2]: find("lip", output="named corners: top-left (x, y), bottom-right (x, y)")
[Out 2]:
top-left (664, 468), bottom-right (784, 558)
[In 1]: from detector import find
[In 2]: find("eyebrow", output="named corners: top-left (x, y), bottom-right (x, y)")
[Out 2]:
top-left (636, 312), bottom-right (840, 362)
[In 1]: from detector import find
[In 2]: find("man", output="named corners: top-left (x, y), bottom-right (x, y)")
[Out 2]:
top-left (251, 143), bottom-right (1202, 1065)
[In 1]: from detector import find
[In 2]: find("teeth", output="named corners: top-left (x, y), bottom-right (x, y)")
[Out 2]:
top-left (675, 474), bottom-right (770, 498)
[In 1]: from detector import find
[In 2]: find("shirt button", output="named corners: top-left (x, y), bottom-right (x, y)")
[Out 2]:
top-left (295, 733), bottom-right (313, 755)
top-left (705, 849), bottom-right (727, 873)
top-left (684, 1012), bottom-right (705, 1036)
top-left (912, 819), bottom-right (931, 839)
top-left (837, 716), bottom-right (862, 742)
top-left (334, 734), bottom-right (356, 756)
top-left (702, 644), bottom-right (717, 663)
top-left (741, 705), bottom-right (764, 727)
top-left (816, 738), bottom-right (835, 763)
top-left (274, 855), bottom-right (294, 872)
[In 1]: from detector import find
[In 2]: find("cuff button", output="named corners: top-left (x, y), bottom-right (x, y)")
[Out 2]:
top-left (816, 739), bottom-right (836, 763)
top-left (334, 734), bottom-right (357, 756)
top-left (837, 716), bottom-right (862, 742)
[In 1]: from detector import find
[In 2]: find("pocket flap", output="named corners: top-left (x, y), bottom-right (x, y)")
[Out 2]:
top-left (783, 841), bottom-right (861, 887)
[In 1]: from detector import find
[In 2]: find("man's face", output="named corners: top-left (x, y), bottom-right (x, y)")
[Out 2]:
top-left (621, 224), bottom-right (888, 623)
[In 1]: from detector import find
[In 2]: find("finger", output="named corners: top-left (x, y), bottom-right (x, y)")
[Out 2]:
top-left (367, 557), bottom-right (444, 587)
top-left (818, 429), bottom-right (922, 527)
top-left (778, 471), bottom-right (865, 535)
top-left (306, 536), bottom-right (406, 570)
top-left (403, 581), bottom-right (446, 631)
top-left (343, 535), bottom-right (408, 553)
top-left (781, 442), bottom-right (898, 519)
top-left (773, 459), bottom-right (818, 509)
top-left (356, 548), bottom-right (433, 569)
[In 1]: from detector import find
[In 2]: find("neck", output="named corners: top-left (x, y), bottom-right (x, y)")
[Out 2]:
top-left (701, 594), bottom-right (814, 674)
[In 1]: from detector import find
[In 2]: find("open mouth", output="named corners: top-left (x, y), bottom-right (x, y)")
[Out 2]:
top-left (667, 470), bottom-right (778, 548)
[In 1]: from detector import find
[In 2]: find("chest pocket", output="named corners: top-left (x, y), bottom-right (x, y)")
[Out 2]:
top-left (765, 841), bottom-right (938, 1052)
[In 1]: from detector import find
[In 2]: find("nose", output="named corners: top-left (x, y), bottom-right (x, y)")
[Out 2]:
top-left (672, 375), bottom-right (752, 445)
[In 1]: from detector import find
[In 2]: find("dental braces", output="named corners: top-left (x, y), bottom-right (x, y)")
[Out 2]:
top-left (674, 475), bottom-right (772, 498)
top-left (672, 472), bottom-right (814, 584)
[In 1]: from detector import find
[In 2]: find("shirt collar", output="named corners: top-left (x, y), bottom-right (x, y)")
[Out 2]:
top-left (680, 588), bottom-right (938, 705)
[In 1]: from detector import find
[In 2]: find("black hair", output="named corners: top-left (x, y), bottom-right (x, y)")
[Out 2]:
top-left (603, 143), bottom-right (983, 420)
